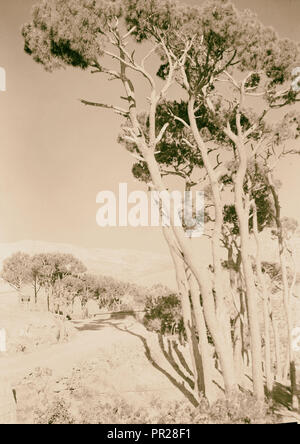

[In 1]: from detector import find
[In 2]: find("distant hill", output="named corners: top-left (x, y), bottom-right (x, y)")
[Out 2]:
top-left (0, 231), bottom-right (299, 292)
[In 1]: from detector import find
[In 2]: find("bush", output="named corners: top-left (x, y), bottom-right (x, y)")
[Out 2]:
top-left (34, 398), bottom-right (75, 424)
top-left (201, 392), bottom-right (277, 424)
top-left (33, 392), bottom-right (277, 424)
top-left (143, 291), bottom-right (185, 341)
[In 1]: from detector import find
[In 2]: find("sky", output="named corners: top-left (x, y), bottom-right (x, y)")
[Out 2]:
top-left (0, 0), bottom-right (299, 254)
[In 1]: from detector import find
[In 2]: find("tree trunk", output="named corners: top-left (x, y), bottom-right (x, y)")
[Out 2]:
top-left (34, 279), bottom-right (38, 305)
top-left (252, 203), bottom-right (273, 393)
top-left (232, 286), bottom-right (245, 387)
top-left (235, 205), bottom-right (264, 398)
top-left (145, 151), bottom-right (237, 396)
top-left (122, 58), bottom-right (236, 397)
top-left (269, 310), bottom-right (282, 382)
top-left (162, 226), bottom-right (204, 402)
top-left (188, 271), bottom-right (215, 402)
top-left (187, 97), bottom-right (234, 373)
top-left (233, 136), bottom-right (264, 400)
top-left (268, 173), bottom-right (298, 410)
top-left (227, 246), bottom-right (245, 386)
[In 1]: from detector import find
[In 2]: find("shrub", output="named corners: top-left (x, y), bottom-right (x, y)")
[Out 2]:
top-left (202, 391), bottom-right (277, 424)
top-left (33, 392), bottom-right (277, 424)
top-left (34, 398), bottom-right (75, 424)
top-left (143, 292), bottom-right (185, 341)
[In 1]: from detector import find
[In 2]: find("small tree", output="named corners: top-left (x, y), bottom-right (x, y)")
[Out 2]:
top-left (1, 252), bottom-right (31, 291)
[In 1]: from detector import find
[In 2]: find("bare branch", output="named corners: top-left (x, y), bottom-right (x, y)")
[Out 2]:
top-left (141, 44), bottom-right (159, 70)
top-left (178, 37), bottom-right (196, 92)
top-left (158, 39), bottom-right (177, 99)
top-left (90, 63), bottom-right (121, 80)
top-left (249, 136), bottom-right (269, 159)
top-left (80, 99), bottom-right (128, 116)
top-left (122, 26), bottom-right (137, 40)
top-left (126, 149), bottom-right (145, 162)
top-left (223, 121), bottom-right (238, 143)
top-left (168, 109), bottom-right (190, 130)
top-left (223, 70), bottom-right (240, 91)
top-left (245, 92), bottom-right (265, 97)
top-left (155, 123), bottom-right (169, 145)
top-left (244, 123), bottom-right (258, 139)
top-left (182, 138), bottom-right (196, 150)
top-left (103, 50), bottom-right (155, 88)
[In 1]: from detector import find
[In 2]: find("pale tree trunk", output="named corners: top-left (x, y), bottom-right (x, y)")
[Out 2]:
top-left (118, 57), bottom-right (205, 400)
top-left (162, 226), bottom-right (204, 402)
top-left (268, 174), bottom-right (298, 410)
top-left (235, 201), bottom-right (264, 398)
top-left (232, 284), bottom-right (245, 386)
top-left (228, 250), bottom-right (249, 372)
top-left (34, 278), bottom-right (38, 305)
top-left (270, 311), bottom-right (282, 382)
top-left (252, 203), bottom-right (273, 393)
top-left (279, 254), bottom-right (297, 410)
top-left (232, 135), bottom-right (264, 400)
top-left (187, 271), bottom-right (215, 403)
top-left (187, 97), bottom-right (234, 373)
top-left (174, 225), bottom-right (237, 395)
top-left (265, 273), bottom-right (282, 382)
top-left (47, 289), bottom-right (50, 312)
top-left (120, 56), bottom-right (236, 397)
top-left (227, 245), bottom-right (245, 386)
top-left (144, 151), bottom-right (237, 396)
top-left (47, 286), bottom-right (53, 312)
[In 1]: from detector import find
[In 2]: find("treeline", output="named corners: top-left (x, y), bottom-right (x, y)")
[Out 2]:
top-left (1, 251), bottom-right (149, 316)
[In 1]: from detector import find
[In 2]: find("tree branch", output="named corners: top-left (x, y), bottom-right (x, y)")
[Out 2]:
top-left (80, 99), bottom-right (129, 116)
top-left (155, 123), bottom-right (169, 145)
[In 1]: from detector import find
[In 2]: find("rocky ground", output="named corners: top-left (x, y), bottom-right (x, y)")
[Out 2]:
top-left (0, 283), bottom-right (300, 424)
top-left (4, 316), bottom-right (198, 424)
top-left (0, 286), bottom-right (76, 355)
top-left (0, 284), bottom-right (198, 423)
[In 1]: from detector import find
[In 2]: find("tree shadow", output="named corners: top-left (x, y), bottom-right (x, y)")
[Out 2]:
top-left (106, 322), bottom-right (199, 407)
top-left (71, 319), bottom-right (106, 332)
top-left (172, 340), bottom-right (194, 377)
top-left (212, 379), bottom-right (225, 394)
top-left (271, 382), bottom-right (299, 411)
top-left (111, 311), bottom-right (135, 320)
top-left (157, 333), bottom-right (194, 391)
top-left (71, 311), bottom-right (138, 330)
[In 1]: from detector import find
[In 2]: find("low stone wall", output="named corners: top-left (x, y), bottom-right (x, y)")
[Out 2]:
top-left (1, 311), bottom-right (76, 355)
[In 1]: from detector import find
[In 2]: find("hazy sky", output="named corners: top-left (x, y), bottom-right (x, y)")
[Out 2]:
top-left (0, 0), bottom-right (299, 254)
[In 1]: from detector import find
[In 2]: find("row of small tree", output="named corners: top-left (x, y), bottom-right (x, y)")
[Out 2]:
top-left (22, 0), bottom-right (300, 407)
top-left (1, 251), bottom-right (147, 315)
top-left (1, 252), bottom-right (86, 311)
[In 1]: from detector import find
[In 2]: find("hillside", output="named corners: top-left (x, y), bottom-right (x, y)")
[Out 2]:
top-left (0, 233), bottom-right (299, 293)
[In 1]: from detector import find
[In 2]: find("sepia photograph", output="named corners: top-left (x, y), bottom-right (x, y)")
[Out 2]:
top-left (0, 0), bottom-right (300, 427)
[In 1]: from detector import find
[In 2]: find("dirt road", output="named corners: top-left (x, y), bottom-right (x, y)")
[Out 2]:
top-left (0, 315), bottom-right (193, 405)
